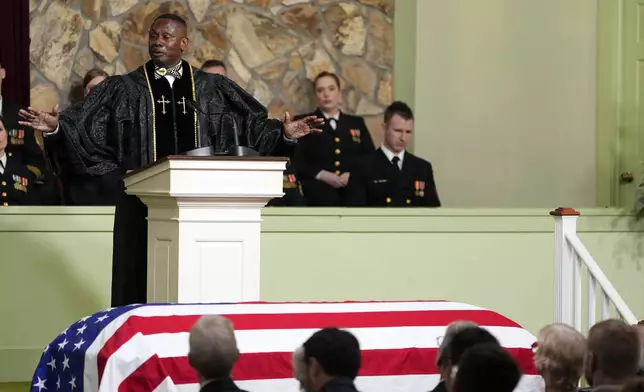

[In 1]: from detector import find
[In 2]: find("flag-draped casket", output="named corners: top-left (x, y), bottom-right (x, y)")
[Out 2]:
top-left (31, 301), bottom-right (541, 392)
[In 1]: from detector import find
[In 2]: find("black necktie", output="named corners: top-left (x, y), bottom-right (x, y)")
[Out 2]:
top-left (391, 156), bottom-right (401, 171)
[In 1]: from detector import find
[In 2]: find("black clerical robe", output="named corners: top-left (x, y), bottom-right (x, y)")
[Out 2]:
top-left (45, 60), bottom-right (288, 306)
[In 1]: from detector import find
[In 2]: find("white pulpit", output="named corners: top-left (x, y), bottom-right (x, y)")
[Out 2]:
top-left (123, 156), bottom-right (287, 304)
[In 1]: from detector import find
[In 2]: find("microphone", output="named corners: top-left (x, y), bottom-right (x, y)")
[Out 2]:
top-left (184, 99), bottom-right (259, 157)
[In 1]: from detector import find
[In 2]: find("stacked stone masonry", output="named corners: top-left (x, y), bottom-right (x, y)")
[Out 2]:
top-left (29, 0), bottom-right (393, 145)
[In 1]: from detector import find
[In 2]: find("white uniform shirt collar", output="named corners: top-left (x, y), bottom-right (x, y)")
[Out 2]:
top-left (381, 144), bottom-right (405, 165)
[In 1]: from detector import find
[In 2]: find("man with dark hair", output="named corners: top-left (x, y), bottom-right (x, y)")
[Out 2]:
top-left (346, 100), bottom-right (441, 207)
top-left (452, 343), bottom-right (522, 392)
top-left (19, 13), bottom-right (322, 307)
top-left (293, 328), bottom-right (361, 392)
top-left (585, 319), bottom-right (641, 391)
top-left (201, 59), bottom-right (227, 76)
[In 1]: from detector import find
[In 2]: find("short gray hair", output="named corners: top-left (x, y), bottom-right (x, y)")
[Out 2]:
top-left (188, 315), bottom-right (239, 379)
top-left (436, 320), bottom-right (478, 368)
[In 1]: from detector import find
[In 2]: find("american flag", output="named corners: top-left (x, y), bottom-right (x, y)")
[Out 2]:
top-left (31, 301), bottom-right (541, 392)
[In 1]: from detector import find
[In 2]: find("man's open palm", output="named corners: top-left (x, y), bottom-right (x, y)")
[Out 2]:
top-left (18, 105), bottom-right (59, 133)
top-left (283, 111), bottom-right (324, 139)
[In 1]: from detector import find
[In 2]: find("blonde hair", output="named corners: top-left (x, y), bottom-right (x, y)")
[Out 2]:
top-left (534, 323), bottom-right (586, 390)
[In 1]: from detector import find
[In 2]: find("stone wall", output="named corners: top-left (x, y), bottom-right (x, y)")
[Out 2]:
top-left (28, 0), bottom-right (393, 145)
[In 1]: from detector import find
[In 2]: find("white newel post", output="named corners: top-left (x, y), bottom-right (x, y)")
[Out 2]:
top-left (123, 156), bottom-right (287, 304)
top-left (550, 207), bottom-right (580, 325)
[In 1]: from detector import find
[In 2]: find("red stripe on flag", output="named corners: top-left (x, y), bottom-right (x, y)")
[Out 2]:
top-left (97, 309), bottom-right (518, 381)
top-left (116, 348), bottom-right (537, 392)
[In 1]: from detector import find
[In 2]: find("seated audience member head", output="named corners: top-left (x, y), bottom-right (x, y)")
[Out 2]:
top-left (188, 315), bottom-right (239, 382)
top-left (201, 59), bottom-right (227, 76)
top-left (382, 101), bottom-right (414, 154)
top-left (84, 68), bottom-right (109, 97)
top-left (636, 321), bottom-right (644, 376)
top-left (443, 326), bottom-right (500, 392)
top-left (623, 377), bottom-right (644, 392)
top-left (0, 116), bottom-right (7, 154)
top-left (452, 343), bottom-right (522, 392)
top-left (436, 321), bottom-right (478, 381)
top-left (313, 71), bottom-right (341, 115)
top-left (585, 319), bottom-right (641, 388)
top-left (533, 323), bottom-right (586, 392)
top-left (296, 327), bottom-right (361, 392)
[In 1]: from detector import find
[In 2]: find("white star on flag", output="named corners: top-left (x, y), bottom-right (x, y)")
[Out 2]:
top-left (59, 328), bottom-right (68, 336)
top-left (57, 338), bottom-right (68, 351)
top-left (73, 338), bottom-right (85, 351)
top-left (42, 345), bottom-right (49, 354)
top-left (95, 314), bottom-right (110, 323)
top-left (79, 315), bottom-right (91, 322)
top-left (62, 355), bottom-right (70, 371)
top-left (46, 357), bottom-right (56, 371)
top-left (33, 376), bottom-right (47, 391)
top-left (56, 375), bottom-right (60, 391)
top-left (76, 324), bottom-right (87, 335)
top-left (69, 375), bottom-right (77, 390)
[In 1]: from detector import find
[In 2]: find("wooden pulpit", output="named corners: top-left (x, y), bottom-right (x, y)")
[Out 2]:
top-left (123, 156), bottom-right (287, 304)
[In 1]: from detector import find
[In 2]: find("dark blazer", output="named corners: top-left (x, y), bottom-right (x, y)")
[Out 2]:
top-left (292, 109), bottom-right (374, 206)
top-left (200, 378), bottom-right (248, 392)
top-left (320, 378), bottom-right (360, 392)
top-left (0, 152), bottom-right (38, 206)
top-left (345, 148), bottom-right (441, 207)
top-left (2, 100), bottom-right (60, 204)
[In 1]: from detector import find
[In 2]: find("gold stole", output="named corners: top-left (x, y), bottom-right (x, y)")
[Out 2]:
top-left (142, 61), bottom-right (199, 161)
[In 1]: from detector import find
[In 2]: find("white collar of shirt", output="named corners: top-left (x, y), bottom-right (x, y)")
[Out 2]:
top-left (0, 96), bottom-right (3, 113)
top-left (321, 111), bottom-right (340, 121)
top-left (381, 144), bottom-right (405, 167)
top-left (0, 152), bottom-right (6, 174)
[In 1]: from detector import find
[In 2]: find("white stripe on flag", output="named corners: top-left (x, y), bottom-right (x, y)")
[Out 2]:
top-left (109, 326), bottom-right (534, 361)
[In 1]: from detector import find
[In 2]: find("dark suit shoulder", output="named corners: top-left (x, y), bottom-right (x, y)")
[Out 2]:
top-left (405, 152), bottom-right (433, 169)
top-left (340, 112), bottom-right (366, 123)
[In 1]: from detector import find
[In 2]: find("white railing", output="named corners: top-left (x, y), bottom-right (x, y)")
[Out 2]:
top-left (551, 207), bottom-right (638, 332)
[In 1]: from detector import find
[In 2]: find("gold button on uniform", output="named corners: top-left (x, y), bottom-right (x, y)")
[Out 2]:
top-left (406, 199), bottom-right (411, 204)
top-left (3, 202), bottom-right (8, 206)
top-left (335, 170), bottom-right (341, 175)
top-left (386, 197), bottom-right (392, 204)
top-left (1, 192), bottom-right (6, 197)
top-left (334, 137), bottom-right (340, 142)
top-left (334, 161), bottom-right (340, 167)
top-left (1, 181), bottom-right (5, 186)
top-left (335, 149), bottom-right (341, 154)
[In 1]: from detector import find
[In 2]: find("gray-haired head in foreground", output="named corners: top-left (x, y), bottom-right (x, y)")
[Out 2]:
top-left (437, 320), bottom-right (478, 368)
top-left (188, 315), bottom-right (239, 380)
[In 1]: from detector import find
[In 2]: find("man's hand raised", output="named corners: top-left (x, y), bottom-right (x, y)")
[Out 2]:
top-left (18, 105), bottom-right (59, 133)
top-left (283, 111), bottom-right (324, 139)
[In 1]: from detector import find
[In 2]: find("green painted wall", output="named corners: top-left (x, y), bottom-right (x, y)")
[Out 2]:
top-left (1, 207), bottom-right (643, 384)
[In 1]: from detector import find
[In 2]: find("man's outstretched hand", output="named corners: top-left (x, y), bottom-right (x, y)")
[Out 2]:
top-left (18, 105), bottom-right (59, 133)
top-left (283, 111), bottom-right (324, 139)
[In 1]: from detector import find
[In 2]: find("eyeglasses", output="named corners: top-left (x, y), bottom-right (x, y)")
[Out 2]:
top-left (531, 342), bottom-right (538, 354)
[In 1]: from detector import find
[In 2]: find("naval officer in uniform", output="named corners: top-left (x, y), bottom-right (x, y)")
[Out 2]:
top-left (0, 116), bottom-right (36, 206)
top-left (345, 101), bottom-right (441, 207)
top-left (292, 71), bottom-right (374, 206)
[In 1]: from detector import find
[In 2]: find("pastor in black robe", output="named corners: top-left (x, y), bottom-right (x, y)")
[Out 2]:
top-left (44, 60), bottom-right (291, 306)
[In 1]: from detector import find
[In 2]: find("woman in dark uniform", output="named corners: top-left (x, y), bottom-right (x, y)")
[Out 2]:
top-left (292, 71), bottom-right (374, 206)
